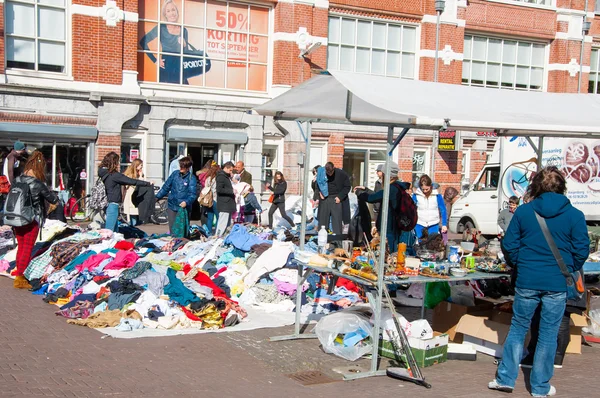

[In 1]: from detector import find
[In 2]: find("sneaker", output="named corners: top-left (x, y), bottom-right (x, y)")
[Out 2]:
top-left (488, 379), bottom-right (514, 393)
top-left (553, 364), bottom-right (562, 369)
top-left (531, 385), bottom-right (556, 397)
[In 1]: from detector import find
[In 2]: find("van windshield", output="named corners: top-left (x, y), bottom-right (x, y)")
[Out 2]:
top-left (474, 166), bottom-right (500, 191)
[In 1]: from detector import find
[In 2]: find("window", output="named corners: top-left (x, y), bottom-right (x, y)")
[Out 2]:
top-left (589, 49), bottom-right (600, 94)
top-left (327, 16), bottom-right (417, 78)
top-left (512, 0), bottom-right (552, 5)
top-left (120, 141), bottom-right (142, 173)
top-left (138, 0), bottom-right (270, 91)
top-left (462, 35), bottom-right (545, 91)
top-left (412, 149), bottom-right (429, 188)
top-left (261, 145), bottom-right (279, 182)
top-left (474, 166), bottom-right (500, 191)
top-left (4, 0), bottom-right (67, 73)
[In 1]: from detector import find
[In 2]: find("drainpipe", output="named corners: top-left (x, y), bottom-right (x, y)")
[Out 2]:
top-left (579, 0), bottom-right (591, 93)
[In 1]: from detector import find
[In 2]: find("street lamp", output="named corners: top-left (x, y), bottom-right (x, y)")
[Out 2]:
top-left (579, 19), bottom-right (592, 93)
top-left (431, 1), bottom-right (445, 182)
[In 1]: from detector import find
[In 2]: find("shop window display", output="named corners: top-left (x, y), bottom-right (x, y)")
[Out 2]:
top-left (138, 0), bottom-right (270, 91)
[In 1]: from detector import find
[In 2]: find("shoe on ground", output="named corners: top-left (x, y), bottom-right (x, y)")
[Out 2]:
top-left (13, 275), bottom-right (32, 289)
top-left (488, 379), bottom-right (514, 393)
top-left (553, 364), bottom-right (562, 369)
top-left (531, 385), bottom-right (556, 397)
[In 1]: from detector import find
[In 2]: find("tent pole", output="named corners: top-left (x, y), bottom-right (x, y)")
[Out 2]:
top-left (537, 136), bottom-right (544, 170)
top-left (369, 126), bottom-right (394, 374)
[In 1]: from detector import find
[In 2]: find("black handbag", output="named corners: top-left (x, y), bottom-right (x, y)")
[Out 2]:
top-left (534, 211), bottom-right (586, 302)
top-left (182, 43), bottom-right (212, 79)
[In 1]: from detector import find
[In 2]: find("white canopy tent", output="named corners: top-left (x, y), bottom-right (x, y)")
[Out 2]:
top-left (255, 70), bottom-right (600, 382)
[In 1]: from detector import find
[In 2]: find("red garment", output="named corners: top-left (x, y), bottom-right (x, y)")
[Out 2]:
top-left (182, 264), bottom-right (227, 298)
top-left (181, 306), bottom-right (202, 321)
top-left (336, 277), bottom-right (360, 293)
top-left (114, 241), bottom-right (135, 251)
top-left (14, 221), bottom-right (39, 277)
top-left (103, 251), bottom-right (139, 270)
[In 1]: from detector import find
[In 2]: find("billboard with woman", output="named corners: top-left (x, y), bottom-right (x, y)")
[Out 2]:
top-left (138, 0), bottom-right (270, 91)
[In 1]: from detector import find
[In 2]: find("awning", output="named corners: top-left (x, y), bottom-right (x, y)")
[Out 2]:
top-left (166, 126), bottom-right (248, 144)
top-left (0, 122), bottom-right (98, 142)
top-left (254, 70), bottom-right (600, 137)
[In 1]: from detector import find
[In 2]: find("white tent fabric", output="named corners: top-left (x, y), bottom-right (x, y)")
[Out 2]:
top-left (255, 70), bottom-right (600, 136)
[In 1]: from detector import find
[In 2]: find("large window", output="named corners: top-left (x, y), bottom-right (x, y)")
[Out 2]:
top-left (4, 0), bottom-right (66, 73)
top-left (138, 0), bottom-right (269, 91)
top-left (589, 49), bottom-right (600, 94)
top-left (412, 149), bottom-right (429, 188)
top-left (462, 35), bottom-right (545, 91)
top-left (327, 16), bottom-right (417, 79)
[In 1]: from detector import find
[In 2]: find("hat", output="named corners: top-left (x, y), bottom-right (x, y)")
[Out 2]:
top-left (376, 162), bottom-right (400, 176)
top-left (14, 141), bottom-right (25, 151)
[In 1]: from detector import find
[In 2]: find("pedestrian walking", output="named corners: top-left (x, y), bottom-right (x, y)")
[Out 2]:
top-left (156, 156), bottom-right (196, 234)
top-left (266, 171), bottom-right (295, 229)
top-left (5, 151), bottom-right (58, 289)
top-left (122, 159), bottom-right (145, 226)
top-left (489, 166), bottom-right (589, 397)
top-left (215, 161), bottom-right (235, 236)
top-left (412, 174), bottom-right (447, 238)
top-left (99, 152), bottom-right (151, 232)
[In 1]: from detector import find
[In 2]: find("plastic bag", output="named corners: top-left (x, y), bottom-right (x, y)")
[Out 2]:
top-left (450, 282), bottom-right (475, 307)
top-left (409, 319), bottom-right (433, 340)
top-left (424, 281), bottom-right (451, 309)
top-left (315, 310), bottom-right (373, 361)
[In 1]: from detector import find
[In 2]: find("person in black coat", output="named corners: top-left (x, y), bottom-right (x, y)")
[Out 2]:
top-left (318, 162), bottom-right (351, 236)
top-left (215, 162), bottom-right (235, 236)
top-left (266, 171), bottom-right (295, 229)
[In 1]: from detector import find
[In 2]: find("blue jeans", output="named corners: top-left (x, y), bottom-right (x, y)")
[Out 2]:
top-left (203, 203), bottom-right (217, 236)
top-left (496, 287), bottom-right (566, 396)
top-left (414, 224), bottom-right (440, 238)
top-left (105, 202), bottom-right (120, 232)
top-left (129, 215), bottom-right (140, 226)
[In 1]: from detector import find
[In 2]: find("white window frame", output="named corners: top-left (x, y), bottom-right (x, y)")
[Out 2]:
top-left (309, 141), bottom-right (328, 170)
top-left (412, 147), bottom-right (430, 186)
top-left (589, 48), bottom-right (600, 94)
top-left (462, 34), bottom-right (547, 92)
top-left (327, 14), bottom-right (419, 79)
top-left (137, 0), bottom-right (271, 92)
top-left (262, 137), bottom-right (283, 181)
top-left (4, 0), bottom-right (69, 76)
top-left (121, 131), bottom-right (147, 176)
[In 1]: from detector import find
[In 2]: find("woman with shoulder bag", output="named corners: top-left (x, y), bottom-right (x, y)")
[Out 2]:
top-left (200, 163), bottom-right (219, 236)
top-left (10, 151), bottom-right (58, 289)
top-left (266, 171), bottom-right (295, 229)
top-left (489, 167), bottom-right (589, 397)
top-left (122, 159), bottom-right (145, 226)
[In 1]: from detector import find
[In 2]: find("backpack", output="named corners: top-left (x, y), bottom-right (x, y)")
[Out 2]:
top-left (0, 175), bottom-right (10, 195)
top-left (198, 177), bottom-right (214, 207)
top-left (393, 182), bottom-right (418, 232)
top-left (3, 177), bottom-right (35, 227)
top-left (89, 174), bottom-right (109, 210)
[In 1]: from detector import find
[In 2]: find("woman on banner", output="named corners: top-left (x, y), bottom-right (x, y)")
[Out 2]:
top-left (139, 0), bottom-right (211, 84)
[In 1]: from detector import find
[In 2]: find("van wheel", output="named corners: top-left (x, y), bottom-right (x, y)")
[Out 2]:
top-left (457, 218), bottom-right (475, 233)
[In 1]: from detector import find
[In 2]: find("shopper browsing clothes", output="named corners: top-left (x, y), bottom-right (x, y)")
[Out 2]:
top-left (489, 166), bottom-right (589, 397)
top-left (200, 163), bottom-right (219, 236)
top-left (155, 156), bottom-right (196, 233)
top-left (243, 186), bottom-right (262, 224)
top-left (215, 162), bottom-right (236, 236)
top-left (122, 159), bottom-right (145, 226)
top-left (99, 152), bottom-right (151, 232)
top-left (317, 162), bottom-right (351, 236)
top-left (266, 171), bottom-right (295, 229)
top-left (497, 195), bottom-right (519, 235)
top-left (412, 174), bottom-right (447, 238)
top-left (6, 151), bottom-right (58, 289)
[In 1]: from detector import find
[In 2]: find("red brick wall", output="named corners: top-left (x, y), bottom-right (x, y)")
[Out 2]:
top-left (327, 133), bottom-right (345, 168)
top-left (96, 133), bottom-right (123, 166)
top-left (331, 0), bottom-right (424, 17)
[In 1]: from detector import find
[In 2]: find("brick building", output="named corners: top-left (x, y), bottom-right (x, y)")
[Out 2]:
top-left (0, 0), bottom-right (599, 204)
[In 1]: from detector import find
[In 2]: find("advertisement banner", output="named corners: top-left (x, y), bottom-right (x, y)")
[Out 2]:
top-left (138, 0), bottom-right (269, 91)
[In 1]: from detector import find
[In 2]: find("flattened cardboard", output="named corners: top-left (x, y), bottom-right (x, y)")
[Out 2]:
top-left (432, 299), bottom-right (495, 343)
top-left (455, 314), bottom-right (511, 357)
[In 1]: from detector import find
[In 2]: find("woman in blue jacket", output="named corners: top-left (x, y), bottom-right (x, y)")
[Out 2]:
top-left (489, 167), bottom-right (589, 397)
top-left (156, 156), bottom-right (197, 233)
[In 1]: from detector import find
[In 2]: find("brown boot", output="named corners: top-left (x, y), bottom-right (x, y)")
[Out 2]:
top-left (13, 276), bottom-right (32, 289)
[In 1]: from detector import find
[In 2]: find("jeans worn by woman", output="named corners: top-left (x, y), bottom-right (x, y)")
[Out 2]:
top-left (203, 203), bottom-right (218, 236)
top-left (495, 288), bottom-right (566, 396)
top-left (105, 202), bottom-right (120, 232)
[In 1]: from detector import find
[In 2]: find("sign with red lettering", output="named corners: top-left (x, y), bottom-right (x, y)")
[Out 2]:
top-left (477, 131), bottom-right (498, 137)
top-left (438, 130), bottom-right (457, 151)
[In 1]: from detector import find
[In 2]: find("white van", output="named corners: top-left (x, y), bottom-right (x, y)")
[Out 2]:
top-left (449, 136), bottom-right (600, 235)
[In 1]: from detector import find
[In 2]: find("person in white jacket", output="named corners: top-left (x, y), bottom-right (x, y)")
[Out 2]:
top-left (412, 174), bottom-right (447, 238)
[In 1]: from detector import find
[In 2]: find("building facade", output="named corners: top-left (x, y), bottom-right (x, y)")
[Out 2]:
top-left (0, 0), bottom-right (598, 204)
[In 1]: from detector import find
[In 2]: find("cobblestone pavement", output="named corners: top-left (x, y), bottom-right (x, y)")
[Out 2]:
top-left (0, 223), bottom-right (596, 397)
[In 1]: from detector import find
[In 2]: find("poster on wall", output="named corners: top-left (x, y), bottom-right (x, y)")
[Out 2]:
top-left (138, 0), bottom-right (269, 91)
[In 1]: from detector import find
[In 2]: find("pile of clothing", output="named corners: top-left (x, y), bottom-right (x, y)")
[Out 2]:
top-left (0, 220), bottom-right (363, 333)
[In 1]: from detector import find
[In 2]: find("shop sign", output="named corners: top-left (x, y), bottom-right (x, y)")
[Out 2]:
top-left (438, 130), bottom-right (457, 151)
top-left (477, 131), bottom-right (498, 137)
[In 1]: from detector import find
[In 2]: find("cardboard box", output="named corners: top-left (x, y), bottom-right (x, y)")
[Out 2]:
top-left (408, 332), bottom-right (449, 367)
top-left (447, 343), bottom-right (477, 361)
top-left (566, 313), bottom-right (588, 354)
top-left (378, 332), bottom-right (449, 367)
top-left (455, 314), bottom-right (511, 357)
top-left (432, 299), bottom-right (495, 343)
